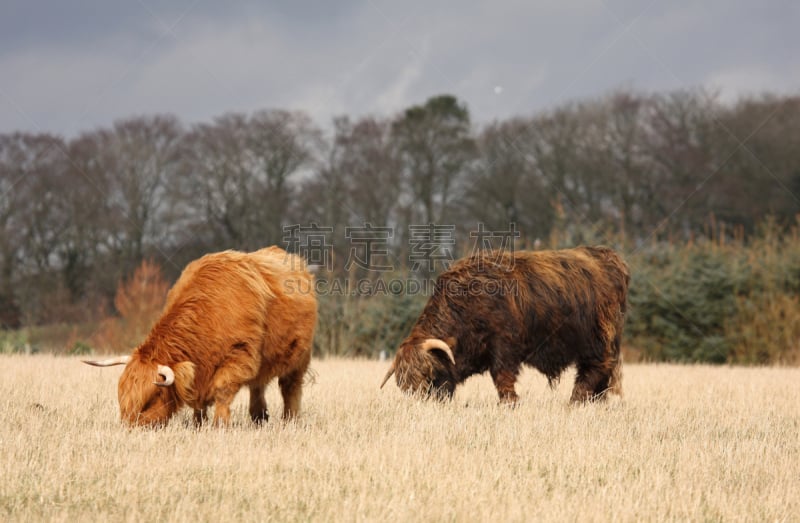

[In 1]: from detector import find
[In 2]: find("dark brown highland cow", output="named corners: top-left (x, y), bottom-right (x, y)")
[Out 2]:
top-left (381, 246), bottom-right (629, 403)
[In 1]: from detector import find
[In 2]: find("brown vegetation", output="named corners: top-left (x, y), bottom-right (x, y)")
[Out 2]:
top-left (92, 259), bottom-right (169, 353)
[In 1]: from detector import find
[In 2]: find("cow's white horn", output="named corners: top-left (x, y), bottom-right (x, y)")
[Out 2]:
top-left (420, 338), bottom-right (456, 365)
top-left (83, 355), bottom-right (131, 367)
top-left (155, 365), bottom-right (175, 387)
top-left (380, 363), bottom-right (396, 389)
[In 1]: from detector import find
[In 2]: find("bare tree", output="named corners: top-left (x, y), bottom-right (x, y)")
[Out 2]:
top-left (337, 116), bottom-right (402, 225)
top-left (603, 92), bottom-right (654, 238)
top-left (0, 89), bottom-right (798, 336)
top-left (463, 118), bottom-right (553, 244)
top-left (525, 105), bottom-right (594, 223)
top-left (182, 110), bottom-right (321, 251)
top-left (708, 95), bottom-right (800, 232)
top-left (392, 95), bottom-right (475, 226)
top-left (77, 116), bottom-right (184, 277)
top-left (0, 132), bottom-right (76, 323)
top-left (643, 89), bottom-right (718, 237)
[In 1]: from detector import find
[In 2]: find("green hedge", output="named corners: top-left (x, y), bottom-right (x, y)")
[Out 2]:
top-left (625, 220), bottom-right (800, 364)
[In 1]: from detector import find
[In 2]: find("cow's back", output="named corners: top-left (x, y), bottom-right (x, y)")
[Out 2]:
top-left (163, 247), bottom-right (313, 311)
top-left (447, 248), bottom-right (626, 376)
top-left (579, 245), bottom-right (630, 313)
top-left (511, 247), bottom-right (627, 377)
top-left (156, 248), bottom-right (316, 369)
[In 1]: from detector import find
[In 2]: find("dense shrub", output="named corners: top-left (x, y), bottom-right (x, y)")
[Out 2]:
top-left (6, 219), bottom-right (798, 365)
top-left (0, 329), bottom-right (34, 354)
top-left (626, 245), bottom-right (742, 363)
top-left (314, 279), bottom-right (426, 358)
top-left (626, 218), bottom-right (800, 364)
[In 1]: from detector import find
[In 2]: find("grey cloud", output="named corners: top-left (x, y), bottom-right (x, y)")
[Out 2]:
top-left (0, 0), bottom-right (798, 136)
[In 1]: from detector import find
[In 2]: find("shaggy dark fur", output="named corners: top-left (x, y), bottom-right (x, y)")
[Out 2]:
top-left (382, 246), bottom-right (630, 403)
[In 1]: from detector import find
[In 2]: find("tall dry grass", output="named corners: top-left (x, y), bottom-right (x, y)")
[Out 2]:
top-left (1, 355), bottom-right (798, 522)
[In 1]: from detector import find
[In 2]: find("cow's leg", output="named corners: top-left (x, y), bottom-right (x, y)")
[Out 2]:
top-left (571, 361), bottom-right (613, 403)
top-left (278, 370), bottom-right (304, 420)
top-left (490, 367), bottom-right (520, 405)
top-left (193, 407), bottom-right (207, 427)
top-left (248, 384), bottom-right (269, 424)
top-left (208, 344), bottom-right (260, 426)
top-left (211, 383), bottom-right (240, 426)
top-left (279, 352), bottom-right (310, 420)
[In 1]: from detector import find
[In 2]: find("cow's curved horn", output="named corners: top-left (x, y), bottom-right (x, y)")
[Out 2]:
top-left (155, 365), bottom-right (175, 387)
top-left (380, 362), bottom-right (396, 389)
top-left (83, 355), bottom-right (131, 367)
top-left (420, 338), bottom-right (456, 365)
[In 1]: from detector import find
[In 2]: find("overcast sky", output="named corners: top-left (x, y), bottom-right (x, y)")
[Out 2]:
top-left (1, 0), bottom-right (798, 136)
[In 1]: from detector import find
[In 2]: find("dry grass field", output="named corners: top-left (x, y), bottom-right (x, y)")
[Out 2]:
top-left (1, 355), bottom-right (798, 522)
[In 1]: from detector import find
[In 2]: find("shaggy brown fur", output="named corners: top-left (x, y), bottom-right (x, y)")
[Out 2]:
top-left (90, 246), bottom-right (316, 427)
top-left (382, 246), bottom-right (629, 404)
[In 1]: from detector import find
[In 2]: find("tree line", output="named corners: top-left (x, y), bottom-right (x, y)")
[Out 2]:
top-left (1, 89), bottom-right (798, 329)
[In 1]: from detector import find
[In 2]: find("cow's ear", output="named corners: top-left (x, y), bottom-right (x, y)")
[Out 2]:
top-left (172, 361), bottom-right (197, 404)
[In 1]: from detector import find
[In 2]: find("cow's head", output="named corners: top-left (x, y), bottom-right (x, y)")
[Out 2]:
top-left (380, 338), bottom-right (457, 399)
top-left (83, 355), bottom-right (196, 427)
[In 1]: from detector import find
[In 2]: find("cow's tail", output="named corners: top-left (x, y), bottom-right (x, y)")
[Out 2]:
top-left (607, 333), bottom-right (623, 398)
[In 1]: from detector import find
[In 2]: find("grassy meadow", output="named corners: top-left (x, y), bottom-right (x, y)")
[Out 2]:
top-left (1, 355), bottom-right (798, 522)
